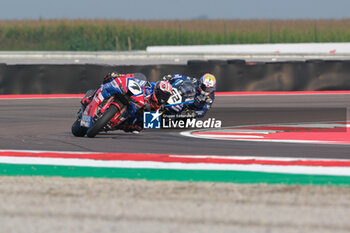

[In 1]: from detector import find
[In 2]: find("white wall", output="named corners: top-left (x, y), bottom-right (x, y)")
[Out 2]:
top-left (147, 43), bottom-right (350, 54)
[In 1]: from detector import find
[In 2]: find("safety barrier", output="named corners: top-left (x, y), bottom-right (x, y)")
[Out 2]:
top-left (1, 60), bottom-right (350, 94)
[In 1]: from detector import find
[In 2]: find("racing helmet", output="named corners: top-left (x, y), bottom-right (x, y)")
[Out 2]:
top-left (199, 73), bottom-right (216, 95)
top-left (151, 81), bottom-right (173, 105)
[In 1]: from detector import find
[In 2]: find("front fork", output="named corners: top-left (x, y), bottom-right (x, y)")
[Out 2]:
top-left (99, 97), bottom-right (128, 129)
top-left (109, 104), bottom-right (127, 128)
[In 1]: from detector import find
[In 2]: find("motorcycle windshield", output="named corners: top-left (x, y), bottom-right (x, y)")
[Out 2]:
top-left (178, 81), bottom-right (196, 98)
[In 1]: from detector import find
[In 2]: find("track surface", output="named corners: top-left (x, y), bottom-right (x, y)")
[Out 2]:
top-left (1, 94), bottom-right (350, 233)
top-left (1, 94), bottom-right (349, 159)
top-left (1, 176), bottom-right (350, 233)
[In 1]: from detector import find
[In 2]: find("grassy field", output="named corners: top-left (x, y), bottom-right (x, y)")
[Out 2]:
top-left (1, 19), bottom-right (350, 51)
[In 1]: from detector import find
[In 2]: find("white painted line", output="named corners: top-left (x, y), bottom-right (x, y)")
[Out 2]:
top-left (181, 121), bottom-right (350, 145)
top-left (195, 134), bottom-right (264, 139)
top-left (2, 149), bottom-right (350, 162)
top-left (183, 131), bottom-right (350, 145)
top-left (169, 154), bottom-right (350, 162)
top-left (196, 129), bottom-right (277, 134)
top-left (259, 123), bottom-right (348, 128)
top-left (213, 138), bottom-right (344, 145)
top-left (0, 149), bottom-right (99, 154)
top-left (0, 156), bottom-right (350, 176)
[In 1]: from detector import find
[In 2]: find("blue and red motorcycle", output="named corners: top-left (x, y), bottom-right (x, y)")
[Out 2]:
top-left (71, 76), bottom-right (145, 138)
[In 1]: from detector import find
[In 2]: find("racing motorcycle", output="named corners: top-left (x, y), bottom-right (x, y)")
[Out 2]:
top-left (71, 77), bottom-right (144, 138)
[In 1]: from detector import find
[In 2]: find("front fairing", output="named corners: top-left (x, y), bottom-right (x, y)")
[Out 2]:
top-left (80, 88), bottom-right (105, 128)
top-left (121, 77), bottom-right (145, 108)
top-left (130, 94), bottom-right (145, 109)
top-left (166, 80), bottom-right (196, 113)
top-left (80, 77), bottom-right (145, 128)
top-left (178, 80), bottom-right (196, 98)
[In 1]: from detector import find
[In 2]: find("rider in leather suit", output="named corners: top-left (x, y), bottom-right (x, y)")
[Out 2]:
top-left (81, 72), bottom-right (172, 132)
top-left (162, 73), bottom-right (216, 118)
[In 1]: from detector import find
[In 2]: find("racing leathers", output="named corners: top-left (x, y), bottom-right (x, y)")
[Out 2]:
top-left (101, 73), bottom-right (148, 132)
top-left (81, 72), bottom-right (164, 132)
top-left (163, 73), bottom-right (215, 118)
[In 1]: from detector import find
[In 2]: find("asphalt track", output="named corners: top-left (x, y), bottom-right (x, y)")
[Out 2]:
top-left (0, 94), bottom-right (349, 159)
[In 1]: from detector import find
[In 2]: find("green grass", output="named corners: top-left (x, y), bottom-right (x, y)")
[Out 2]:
top-left (1, 19), bottom-right (350, 51)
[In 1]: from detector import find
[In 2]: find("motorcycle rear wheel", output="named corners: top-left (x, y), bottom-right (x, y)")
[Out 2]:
top-left (71, 119), bottom-right (88, 137)
top-left (86, 105), bottom-right (119, 138)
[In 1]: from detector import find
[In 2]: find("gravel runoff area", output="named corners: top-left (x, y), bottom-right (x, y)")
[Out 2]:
top-left (0, 176), bottom-right (350, 233)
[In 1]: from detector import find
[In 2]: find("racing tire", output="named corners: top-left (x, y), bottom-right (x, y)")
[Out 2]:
top-left (71, 119), bottom-right (88, 137)
top-left (86, 105), bottom-right (119, 138)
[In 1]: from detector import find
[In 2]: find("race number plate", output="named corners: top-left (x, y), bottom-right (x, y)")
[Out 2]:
top-left (80, 115), bottom-right (92, 128)
top-left (167, 88), bottom-right (182, 105)
top-left (128, 80), bottom-right (142, 96)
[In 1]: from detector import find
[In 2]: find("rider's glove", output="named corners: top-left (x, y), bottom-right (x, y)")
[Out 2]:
top-left (81, 89), bottom-right (96, 106)
top-left (81, 98), bottom-right (91, 106)
top-left (194, 94), bottom-right (207, 106)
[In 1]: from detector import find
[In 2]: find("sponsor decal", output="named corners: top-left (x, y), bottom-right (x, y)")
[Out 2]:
top-left (143, 111), bottom-right (221, 129)
top-left (80, 115), bottom-right (93, 128)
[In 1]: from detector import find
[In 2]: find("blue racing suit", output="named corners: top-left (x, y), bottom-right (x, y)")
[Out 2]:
top-left (165, 74), bottom-right (215, 118)
top-left (117, 81), bottom-right (158, 130)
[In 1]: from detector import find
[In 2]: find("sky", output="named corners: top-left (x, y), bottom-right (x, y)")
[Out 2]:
top-left (1, 0), bottom-right (350, 20)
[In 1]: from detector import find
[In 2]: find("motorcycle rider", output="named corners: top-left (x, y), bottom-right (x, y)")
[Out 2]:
top-left (81, 72), bottom-right (148, 106)
top-left (117, 78), bottom-right (173, 132)
top-left (80, 71), bottom-right (172, 132)
top-left (162, 73), bottom-right (216, 118)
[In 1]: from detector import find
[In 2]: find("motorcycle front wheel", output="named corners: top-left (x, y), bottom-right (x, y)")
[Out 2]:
top-left (71, 119), bottom-right (88, 137)
top-left (86, 105), bottom-right (119, 138)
